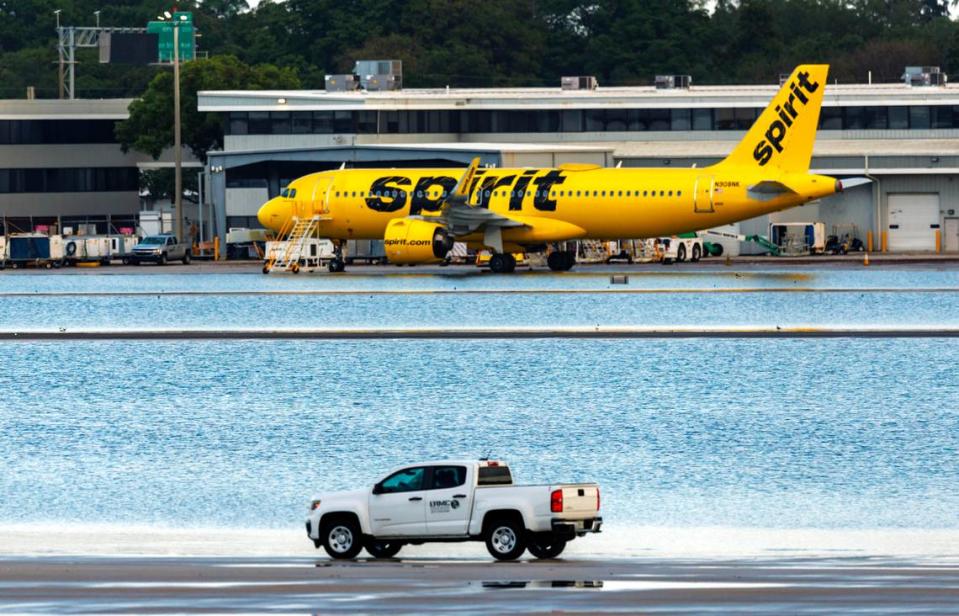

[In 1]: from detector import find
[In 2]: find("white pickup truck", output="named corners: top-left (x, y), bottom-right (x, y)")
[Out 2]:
top-left (305, 459), bottom-right (602, 561)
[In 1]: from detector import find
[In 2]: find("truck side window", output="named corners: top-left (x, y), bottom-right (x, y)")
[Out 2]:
top-left (379, 467), bottom-right (425, 493)
top-left (429, 466), bottom-right (466, 490)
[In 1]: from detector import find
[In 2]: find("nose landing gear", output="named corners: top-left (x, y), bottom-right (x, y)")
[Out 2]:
top-left (328, 241), bottom-right (346, 273)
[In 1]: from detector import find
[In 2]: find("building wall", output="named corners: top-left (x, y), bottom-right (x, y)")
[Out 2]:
top-left (0, 192), bottom-right (138, 218)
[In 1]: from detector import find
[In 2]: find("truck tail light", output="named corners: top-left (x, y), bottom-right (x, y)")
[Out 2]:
top-left (550, 489), bottom-right (563, 513)
top-left (596, 487), bottom-right (601, 511)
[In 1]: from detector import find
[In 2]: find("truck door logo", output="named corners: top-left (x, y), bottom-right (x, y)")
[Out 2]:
top-left (429, 499), bottom-right (459, 513)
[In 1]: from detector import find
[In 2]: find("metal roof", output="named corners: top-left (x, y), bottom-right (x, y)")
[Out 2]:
top-left (198, 82), bottom-right (959, 113)
top-left (0, 98), bottom-right (133, 120)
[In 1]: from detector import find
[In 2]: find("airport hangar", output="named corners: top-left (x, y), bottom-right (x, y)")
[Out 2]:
top-left (199, 75), bottom-right (959, 256)
top-left (0, 98), bottom-right (200, 236)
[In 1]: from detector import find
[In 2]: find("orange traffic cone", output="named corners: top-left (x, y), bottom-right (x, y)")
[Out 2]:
top-left (863, 253), bottom-right (870, 266)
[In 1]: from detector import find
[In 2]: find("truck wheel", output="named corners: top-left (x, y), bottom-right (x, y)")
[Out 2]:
top-left (364, 539), bottom-right (403, 559)
top-left (321, 518), bottom-right (363, 559)
top-left (485, 518), bottom-right (527, 561)
top-left (159, 253), bottom-right (167, 266)
top-left (691, 244), bottom-right (701, 262)
top-left (527, 535), bottom-right (567, 559)
top-left (676, 243), bottom-right (687, 263)
top-left (182, 252), bottom-right (191, 265)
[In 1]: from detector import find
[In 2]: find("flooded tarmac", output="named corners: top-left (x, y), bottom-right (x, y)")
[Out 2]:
top-left (1, 555), bottom-right (957, 613)
top-left (1, 263), bottom-right (957, 612)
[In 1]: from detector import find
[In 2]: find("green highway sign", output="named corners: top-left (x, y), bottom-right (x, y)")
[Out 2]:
top-left (147, 11), bottom-right (195, 62)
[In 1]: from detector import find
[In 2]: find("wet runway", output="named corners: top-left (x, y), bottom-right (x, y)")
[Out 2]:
top-left (2, 556), bottom-right (957, 614)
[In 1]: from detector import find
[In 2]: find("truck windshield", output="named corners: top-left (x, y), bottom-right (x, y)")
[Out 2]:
top-left (478, 466), bottom-right (512, 485)
top-left (139, 236), bottom-right (165, 245)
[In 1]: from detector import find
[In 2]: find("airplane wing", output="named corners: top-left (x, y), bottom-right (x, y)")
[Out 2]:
top-left (428, 157), bottom-right (526, 236)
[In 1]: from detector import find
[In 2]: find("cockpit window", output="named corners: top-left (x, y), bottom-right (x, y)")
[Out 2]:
top-left (280, 188), bottom-right (296, 199)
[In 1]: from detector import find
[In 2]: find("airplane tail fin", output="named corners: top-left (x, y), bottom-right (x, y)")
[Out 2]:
top-left (720, 65), bottom-right (829, 174)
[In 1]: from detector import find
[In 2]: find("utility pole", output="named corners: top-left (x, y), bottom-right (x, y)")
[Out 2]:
top-left (173, 21), bottom-right (183, 243)
top-left (54, 10), bottom-right (64, 99)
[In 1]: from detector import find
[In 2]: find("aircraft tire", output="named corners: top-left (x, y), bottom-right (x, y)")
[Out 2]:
top-left (489, 253), bottom-right (509, 274)
top-left (547, 251), bottom-right (565, 271)
top-left (676, 244), bottom-right (687, 263)
top-left (547, 251), bottom-right (575, 272)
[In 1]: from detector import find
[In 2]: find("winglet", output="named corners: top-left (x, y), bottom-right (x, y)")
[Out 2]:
top-left (450, 157), bottom-right (482, 200)
top-left (720, 65), bottom-right (829, 174)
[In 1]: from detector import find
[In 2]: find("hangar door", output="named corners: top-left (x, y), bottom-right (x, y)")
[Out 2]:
top-left (888, 194), bottom-right (940, 251)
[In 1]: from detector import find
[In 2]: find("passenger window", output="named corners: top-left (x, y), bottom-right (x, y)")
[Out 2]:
top-left (379, 467), bottom-right (425, 494)
top-left (618, 191), bottom-right (623, 197)
top-left (677, 191), bottom-right (682, 197)
top-left (660, 190), bottom-right (665, 196)
top-left (601, 191), bottom-right (606, 197)
top-left (592, 191), bottom-right (598, 197)
top-left (668, 191), bottom-right (673, 196)
top-left (430, 466), bottom-right (467, 490)
top-left (643, 191), bottom-right (648, 197)
top-left (576, 191), bottom-right (581, 197)
top-left (335, 192), bottom-right (340, 197)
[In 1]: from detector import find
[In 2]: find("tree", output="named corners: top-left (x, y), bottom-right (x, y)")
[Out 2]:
top-left (116, 55), bottom-right (300, 161)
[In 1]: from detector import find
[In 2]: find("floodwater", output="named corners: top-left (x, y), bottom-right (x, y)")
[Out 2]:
top-left (0, 266), bottom-right (957, 534)
top-left (0, 269), bottom-right (958, 330)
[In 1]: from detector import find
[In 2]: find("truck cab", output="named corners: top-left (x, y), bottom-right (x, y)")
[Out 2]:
top-left (305, 459), bottom-right (602, 561)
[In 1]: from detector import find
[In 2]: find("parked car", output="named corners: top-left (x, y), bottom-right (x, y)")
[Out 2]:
top-left (128, 234), bottom-right (191, 265)
top-left (305, 459), bottom-right (602, 561)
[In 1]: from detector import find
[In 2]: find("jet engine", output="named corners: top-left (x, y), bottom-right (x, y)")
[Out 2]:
top-left (383, 218), bottom-right (455, 264)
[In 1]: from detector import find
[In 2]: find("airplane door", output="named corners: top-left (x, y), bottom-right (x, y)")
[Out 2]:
top-left (303, 177), bottom-right (332, 217)
top-left (694, 175), bottom-right (715, 213)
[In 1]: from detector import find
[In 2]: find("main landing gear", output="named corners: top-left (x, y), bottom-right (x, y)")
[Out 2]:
top-left (547, 250), bottom-right (576, 272)
top-left (488, 253), bottom-right (516, 274)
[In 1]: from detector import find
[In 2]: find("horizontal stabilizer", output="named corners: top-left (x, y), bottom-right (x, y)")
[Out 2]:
top-left (838, 177), bottom-right (872, 191)
top-left (747, 180), bottom-right (798, 201)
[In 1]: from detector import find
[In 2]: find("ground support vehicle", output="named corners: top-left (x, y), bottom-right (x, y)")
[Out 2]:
top-left (264, 238), bottom-right (336, 273)
top-left (648, 234), bottom-right (704, 264)
top-left (63, 236), bottom-right (111, 266)
top-left (305, 460), bottom-right (601, 561)
top-left (127, 234), bottom-right (191, 265)
top-left (699, 229), bottom-right (781, 256)
top-left (4, 234), bottom-right (64, 269)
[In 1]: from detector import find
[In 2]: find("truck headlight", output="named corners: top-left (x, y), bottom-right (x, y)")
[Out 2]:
top-left (310, 499), bottom-right (322, 511)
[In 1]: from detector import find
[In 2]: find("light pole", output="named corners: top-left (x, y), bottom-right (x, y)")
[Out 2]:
top-left (54, 10), bottom-right (63, 99)
top-left (158, 11), bottom-right (185, 242)
top-left (93, 10), bottom-right (100, 28)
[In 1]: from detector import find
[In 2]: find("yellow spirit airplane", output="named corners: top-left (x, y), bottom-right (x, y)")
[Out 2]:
top-left (258, 64), bottom-right (867, 273)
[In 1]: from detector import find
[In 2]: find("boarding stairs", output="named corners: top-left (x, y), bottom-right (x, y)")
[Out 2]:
top-left (264, 215), bottom-right (322, 273)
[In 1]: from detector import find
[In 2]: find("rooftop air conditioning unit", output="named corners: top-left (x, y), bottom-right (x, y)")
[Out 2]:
top-left (902, 66), bottom-right (947, 87)
top-left (561, 76), bottom-right (598, 90)
top-left (655, 74), bottom-right (692, 90)
top-left (354, 59), bottom-right (402, 91)
top-left (325, 74), bottom-right (359, 91)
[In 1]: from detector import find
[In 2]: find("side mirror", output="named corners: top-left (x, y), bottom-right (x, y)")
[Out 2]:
top-left (372, 483), bottom-right (383, 495)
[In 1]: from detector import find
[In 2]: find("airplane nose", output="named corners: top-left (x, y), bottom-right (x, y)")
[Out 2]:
top-left (257, 197), bottom-right (289, 231)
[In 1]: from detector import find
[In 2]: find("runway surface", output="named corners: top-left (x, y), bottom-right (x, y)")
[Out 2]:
top-left (2, 555), bottom-right (957, 614)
